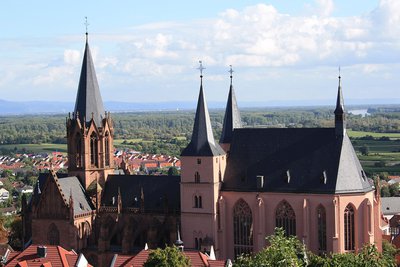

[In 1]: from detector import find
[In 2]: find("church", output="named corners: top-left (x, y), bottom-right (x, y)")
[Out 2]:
top-left (22, 32), bottom-right (383, 265)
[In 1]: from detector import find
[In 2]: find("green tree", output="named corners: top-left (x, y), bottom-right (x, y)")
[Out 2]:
top-left (360, 145), bottom-right (370, 156)
top-left (8, 216), bottom-right (22, 250)
top-left (234, 228), bottom-right (305, 267)
top-left (168, 166), bottom-right (179, 176)
top-left (144, 246), bottom-right (191, 267)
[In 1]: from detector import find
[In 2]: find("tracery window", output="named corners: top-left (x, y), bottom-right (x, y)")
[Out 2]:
top-left (344, 204), bottom-right (355, 251)
top-left (233, 199), bottom-right (253, 257)
top-left (105, 132), bottom-right (110, 167)
top-left (76, 133), bottom-right (82, 168)
top-left (194, 195), bottom-right (203, 208)
top-left (317, 205), bottom-right (327, 253)
top-left (90, 132), bottom-right (98, 167)
top-left (275, 200), bottom-right (296, 236)
top-left (48, 223), bottom-right (60, 245)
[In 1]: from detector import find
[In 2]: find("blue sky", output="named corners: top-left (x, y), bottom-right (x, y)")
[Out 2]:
top-left (1, 0), bottom-right (399, 105)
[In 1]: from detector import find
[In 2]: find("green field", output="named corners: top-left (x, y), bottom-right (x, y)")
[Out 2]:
top-left (348, 130), bottom-right (400, 139)
top-left (0, 143), bottom-right (67, 154)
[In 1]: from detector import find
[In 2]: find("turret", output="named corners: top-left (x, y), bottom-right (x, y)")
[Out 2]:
top-left (219, 65), bottom-right (242, 152)
top-left (334, 72), bottom-right (346, 136)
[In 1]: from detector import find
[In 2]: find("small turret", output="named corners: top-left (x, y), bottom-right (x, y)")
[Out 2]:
top-left (220, 65), bottom-right (242, 151)
top-left (334, 71), bottom-right (346, 136)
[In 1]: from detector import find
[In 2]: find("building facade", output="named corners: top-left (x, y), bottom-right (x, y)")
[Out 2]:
top-left (23, 33), bottom-right (383, 265)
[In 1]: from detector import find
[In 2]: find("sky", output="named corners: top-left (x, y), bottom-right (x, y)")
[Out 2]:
top-left (1, 0), bottom-right (399, 106)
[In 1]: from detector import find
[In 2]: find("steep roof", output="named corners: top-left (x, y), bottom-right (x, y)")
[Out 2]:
top-left (220, 82), bottom-right (242, 144)
top-left (334, 75), bottom-right (345, 115)
top-left (181, 83), bottom-right (225, 157)
top-left (222, 128), bottom-right (372, 194)
top-left (102, 175), bottom-right (180, 212)
top-left (74, 34), bottom-right (105, 127)
top-left (57, 176), bottom-right (94, 215)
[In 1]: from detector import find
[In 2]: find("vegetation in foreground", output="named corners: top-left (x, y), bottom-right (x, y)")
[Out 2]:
top-left (234, 228), bottom-right (397, 267)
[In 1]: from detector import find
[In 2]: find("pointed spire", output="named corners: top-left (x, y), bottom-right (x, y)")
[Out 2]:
top-left (334, 68), bottom-right (346, 136)
top-left (74, 30), bottom-right (105, 127)
top-left (175, 223), bottom-right (184, 251)
top-left (220, 65), bottom-right (242, 144)
top-left (209, 245), bottom-right (216, 260)
top-left (181, 61), bottom-right (225, 156)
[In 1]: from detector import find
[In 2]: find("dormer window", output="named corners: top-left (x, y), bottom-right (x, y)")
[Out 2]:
top-left (285, 170), bottom-right (291, 183)
top-left (321, 171), bottom-right (327, 184)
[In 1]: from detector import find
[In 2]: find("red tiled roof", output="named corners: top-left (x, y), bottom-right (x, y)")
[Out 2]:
top-left (5, 245), bottom-right (78, 267)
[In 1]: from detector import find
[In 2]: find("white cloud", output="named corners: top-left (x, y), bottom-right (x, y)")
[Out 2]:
top-left (63, 49), bottom-right (80, 65)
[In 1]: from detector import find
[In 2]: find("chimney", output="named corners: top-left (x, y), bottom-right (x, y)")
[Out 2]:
top-left (37, 246), bottom-right (47, 258)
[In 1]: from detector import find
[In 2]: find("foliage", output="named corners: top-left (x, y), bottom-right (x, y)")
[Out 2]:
top-left (144, 246), bottom-right (191, 267)
top-left (234, 228), bottom-right (306, 267)
top-left (8, 215), bottom-right (22, 250)
top-left (235, 229), bottom-right (396, 267)
top-left (168, 166), bottom-right (180, 176)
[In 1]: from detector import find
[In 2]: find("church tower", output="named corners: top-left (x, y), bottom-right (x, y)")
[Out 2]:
top-left (180, 62), bottom-right (226, 256)
top-left (67, 32), bottom-right (114, 189)
top-left (219, 65), bottom-right (242, 152)
top-left (334, 73), bottom-right (346, 136)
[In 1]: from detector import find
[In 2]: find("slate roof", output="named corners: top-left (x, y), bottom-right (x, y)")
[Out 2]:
top-left (181, 83), bottom-right (225, 157)
top-left (334, 76), bottom-right (345, 115)
top-left (381, 197), bottom-right (400, 215)
top-left (102, 175), bottom-right (180, 213)
top-left (57, 176), bottom-right (94, 215)
top-left (30, 173), bottom-right (93, 215)
top-left (222, 128), bottom-right (373, 194)
top-left (74, 35), bottom-right (105, 127)
top-left (220, 83), bottom-right (242, 144)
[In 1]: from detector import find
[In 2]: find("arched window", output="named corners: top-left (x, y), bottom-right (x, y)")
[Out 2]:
top-left (195, 172), bottom-right (200, 183)
top-left (48, 223), bottom-right (60, 245)
top-left (90, 132), bottom-right (98, 167)
top-left (233, 199), bottom-right (253, 257)
top-left (76, 133), bottom-right (82, 168)
top-left (317, 205), bottom-right (327, 253)
top-left (275, 200), bottom-right (296, 236)
top-left (199, 196), bottom-right (202, 208)
top-left (194, 196), bottom-right (199, 208)
top-left (195, 238), bottom-right (199, 250)
top-left (344, 204), bottom-right (355, 251)
top-left (105, 132), bottom-right (110, 167)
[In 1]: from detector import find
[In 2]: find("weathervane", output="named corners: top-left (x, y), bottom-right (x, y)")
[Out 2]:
top-left (198, 60), bottom-right (205, 78)
top-left (229, 65), bottom-right (234, 84)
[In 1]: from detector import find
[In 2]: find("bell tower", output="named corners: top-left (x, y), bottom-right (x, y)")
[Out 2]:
top-left (67, 31), bottom-right (114, 189)
top-left (180, 61), bottom-right (226, 256)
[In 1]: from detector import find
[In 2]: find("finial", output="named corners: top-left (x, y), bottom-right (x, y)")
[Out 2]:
top-left (84, 16), bottom-right (89, 41)
top-left (338, 66), bottom-right (341, 79)
top-left (198, 60), bottom-right (205, 80)
top-left (229, 65), bottom-right (234, 85)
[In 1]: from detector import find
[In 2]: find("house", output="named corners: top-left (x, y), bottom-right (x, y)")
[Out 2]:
top-left (0, 188), bottom-right (9, 201)
top-left (3, 245), bottom-right (92, 266)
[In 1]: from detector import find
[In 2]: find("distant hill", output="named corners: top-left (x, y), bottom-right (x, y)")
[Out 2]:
top-left (0, 98), bottom-right (399, 115)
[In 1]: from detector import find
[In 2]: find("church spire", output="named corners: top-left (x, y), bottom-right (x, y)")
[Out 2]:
top-left (181, 61), bottom-right (224, 156)
top-left (74, 29), bottom-right (105, 127)
top-left (334, 69), bottom-right (346, 136)
top-left (220, 65), bottom-right (242, 145)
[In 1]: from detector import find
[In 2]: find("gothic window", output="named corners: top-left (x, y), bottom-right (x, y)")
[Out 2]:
top-left (75, 133), bottom-right (82, 168)
top-left (90, 132), bottom-right (98, 167)
top-left (195, 238), bottom-right (199, 250)
top-left (195, 172), bottom-right (200, 183)
top-left (344, 204), bottom-right (355, 251)
top-left (197, 159), bottom-right (201, 164)
top-left (275, 200), bottom-right (296, 236)
top-left (105, 132), bottom-right (110, 167)
top-left (233, 199), bottom-right (253, 257)
top-left (48, 223), bottom-right (60, 245)
top-left (199, 196), bottom-right (202, 208)
top-left (317, 205), bottom-right (327, 253)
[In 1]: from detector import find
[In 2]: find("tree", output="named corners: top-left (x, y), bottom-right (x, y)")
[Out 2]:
top-left (144, 246), bottom-right (191, 267)
top-left (234, 228), bottom-right (305, 267)
top-left (8, 216), bottom-right (23, 250)
top-left (360, 145), bottom-right (370, 156)
top-left (168, 166), bottom-right (179, 176)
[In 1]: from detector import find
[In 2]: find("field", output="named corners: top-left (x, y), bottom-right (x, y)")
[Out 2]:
top-left (348, 131), bottom-right (400, 175)
top-left (0, 143), bottom-right (67, 154)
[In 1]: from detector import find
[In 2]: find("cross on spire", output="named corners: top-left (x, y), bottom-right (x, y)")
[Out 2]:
top-left (229, 65), bottom-right (234, 85)
top-left (198, 60), bottom-right (205, 79)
